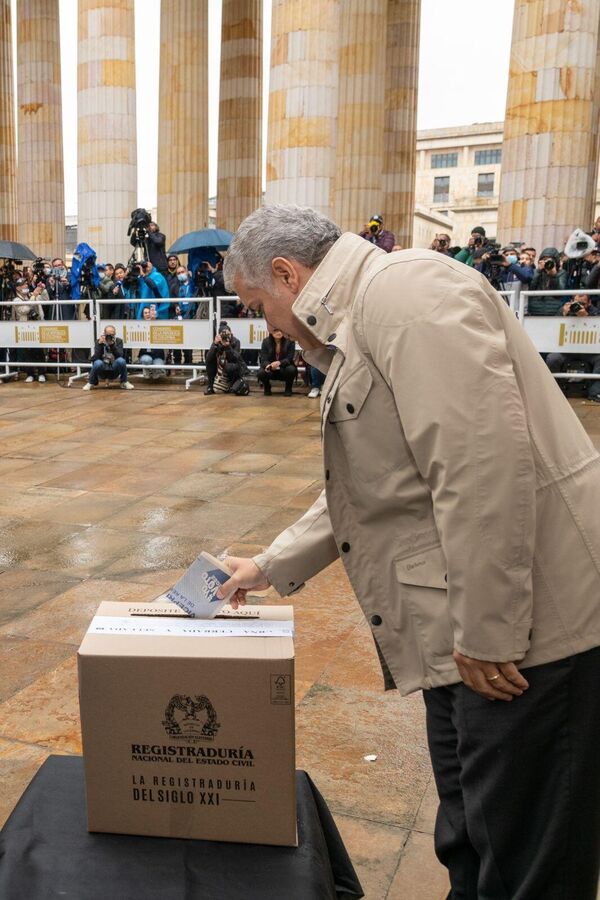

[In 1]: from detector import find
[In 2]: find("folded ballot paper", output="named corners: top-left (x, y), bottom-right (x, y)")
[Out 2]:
top-left (164, 551), bottom-right (233, 618)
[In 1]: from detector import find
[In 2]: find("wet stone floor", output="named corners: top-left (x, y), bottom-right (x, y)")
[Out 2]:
top-left (1, 380), bottom-right (600, 899)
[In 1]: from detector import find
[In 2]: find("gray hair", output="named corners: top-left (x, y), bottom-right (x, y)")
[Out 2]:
top-left (223, 204), bottom-right (342, 291)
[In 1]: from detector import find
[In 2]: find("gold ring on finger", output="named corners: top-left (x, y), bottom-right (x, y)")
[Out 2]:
top-left (486, 674), bottom-right (501, 682)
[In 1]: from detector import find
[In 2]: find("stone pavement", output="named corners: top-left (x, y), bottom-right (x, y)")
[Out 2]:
top-left (1, 381), bottom-right (599, 899)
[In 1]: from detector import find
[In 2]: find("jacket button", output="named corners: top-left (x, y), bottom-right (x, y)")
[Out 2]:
top-left (325, 469), bottom-right (330, 480)
top-left (289, 581), bottom-right (295, 588)
top-left (346, 403), bottom-right (355, 414)
top-left (341, 542), bottom-right (350, 552)
top-left (371, 614), bottom-right (382, 626)
top-left (307, 315), bottom-right (317, 326)
top-left (327, 333), bottom-right (336, 342)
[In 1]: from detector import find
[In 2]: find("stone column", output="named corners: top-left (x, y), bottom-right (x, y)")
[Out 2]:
top-left (0, 0), bottom-right (17, 240)
top-left (334, 0), bottom-right (387, 233)
top-left (17, 0), bottom-right (65, 259)
top-left (382, 0), bottom-right (420, 248)
top-left (157, 0), bottom-right (208, 242)
top-left (216, 0), bottom-right (262, 232)
top-left (266, 0), bottom-right (339, 217)
top-left (78, 0), bottom-right (137, 263)
top-left (497, 0), bottom-right (600, 249)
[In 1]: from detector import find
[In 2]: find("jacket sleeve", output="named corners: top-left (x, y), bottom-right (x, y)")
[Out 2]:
top-left (280, 340), bottom-right (296, 366)
top-left (113, 339), bottom-right (124, 359)
top-left (259, 338), bottom-right (271, 369)
top-left (507, 263), bottom-right (534, 284)
top-left (379, 231), bottom-right (395, 253)
top-left (252, 490), bottom-right (340, 596)
top-left (454, 248), bottom-right (474, 266)
top-left (360, 264), bottom-right (536, 662)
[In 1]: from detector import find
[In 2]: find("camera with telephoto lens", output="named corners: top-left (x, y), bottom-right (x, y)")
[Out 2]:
top-left (488, 252), bottom-right (506, 265)
top-left (472, 235), bottom-right (483, 247)
top-left (27, 307), bottom-right (40, 321)
top-left (32, 257), bottom-right (45, 277)
top-left (218, 328), bottom-right (232, 346)
top-left (544, 258), bottom-right (556, 272)
top-left (568, 301), bottom-right (584, 316)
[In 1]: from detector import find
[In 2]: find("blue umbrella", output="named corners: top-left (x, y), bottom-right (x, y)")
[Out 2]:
top-left (168, 228), bottom-right (233, 254)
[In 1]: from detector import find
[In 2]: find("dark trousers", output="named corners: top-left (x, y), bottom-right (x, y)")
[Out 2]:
top-left (257, 364), bottom-right (297, 392)
top-left (424, 647), bottom-right (600, 899)
top-left (89, 357), bottom-right (128, 385)
top-left (173, 349), bottom-right (192, 366)
top-left (546, 352), bottom-right (600, 400)
top-left (15, 347), bottom-right (46, 376)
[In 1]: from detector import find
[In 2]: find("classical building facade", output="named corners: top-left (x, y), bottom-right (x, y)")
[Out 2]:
top-left (1, 0), bottom-right (599, 261)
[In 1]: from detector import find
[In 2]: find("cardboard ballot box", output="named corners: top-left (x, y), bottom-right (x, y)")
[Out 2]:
top-left (78, 602), bottom-right (296, 846)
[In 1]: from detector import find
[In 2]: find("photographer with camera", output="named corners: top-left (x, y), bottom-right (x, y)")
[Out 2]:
top-left (48, 258), bottom-right (75, 320)
top-left (129, 260), bottom-right (170, 319)
top-left (497, 246), bottom-right (535, 288)
top-left (146, 222), bottom-right (169, 276)
top-left (528, 247), bottom-right (567, 315)
top-left (204, 326), bottom-right (248, 396)
top-left (430, 233), bottom-right (452, 256)
top-left (138, 306), bottom-right (167, 380)
top-left (11, 278), bottom-right (47, 382)
top-left (359, 214), bottom-right (395, 253)
top-left (545, 294), bottom-right (600, 402)
top-left (257, 328), bottom-right (297, 396)
top-left (84, 325), bottom-right (134, 391)
top-left (454, 226), bottom-right (492, 268)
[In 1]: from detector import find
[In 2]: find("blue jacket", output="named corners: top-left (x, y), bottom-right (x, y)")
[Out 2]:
top-left (503, 262), bottom-right (535, 285)
top-left (135, 271), bottom-right (171, 319)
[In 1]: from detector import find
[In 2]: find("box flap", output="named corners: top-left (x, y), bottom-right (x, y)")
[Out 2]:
top-left (78, 603), bottom-right (294, 661)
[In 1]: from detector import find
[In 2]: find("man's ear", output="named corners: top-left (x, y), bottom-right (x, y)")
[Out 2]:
top-left (272, 257), bottom-right (300, 293)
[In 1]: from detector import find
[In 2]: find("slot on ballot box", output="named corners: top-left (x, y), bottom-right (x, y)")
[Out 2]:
top-left (78, 601), bottom-right (296, 846)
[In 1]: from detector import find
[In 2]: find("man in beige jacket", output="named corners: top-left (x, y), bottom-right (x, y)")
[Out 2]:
top-left (218, 205), bottom-right (600, 899)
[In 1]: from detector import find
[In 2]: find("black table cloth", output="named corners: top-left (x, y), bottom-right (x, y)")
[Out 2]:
top-left (0, 756), bottom-right (363, 900)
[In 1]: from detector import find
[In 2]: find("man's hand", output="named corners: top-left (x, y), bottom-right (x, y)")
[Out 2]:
top-left (98, 335), bottom-right (106, 344)
top-left (216, 557), bottom-right (270, 609)
top-left (453, 650), bottom-right (529, 701)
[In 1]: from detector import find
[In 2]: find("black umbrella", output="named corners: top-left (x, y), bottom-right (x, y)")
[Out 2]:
top-left (0, 239), bottom-right (38, 260)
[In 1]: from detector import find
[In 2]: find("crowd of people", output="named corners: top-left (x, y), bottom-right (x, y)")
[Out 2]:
top-left (1, 213), bottom-right (599, 399)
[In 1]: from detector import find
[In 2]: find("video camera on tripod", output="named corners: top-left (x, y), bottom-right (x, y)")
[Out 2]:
top-left (125, 208), bottom-right (152, 293)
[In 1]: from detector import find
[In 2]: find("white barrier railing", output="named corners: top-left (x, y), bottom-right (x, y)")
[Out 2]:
top-left (1, 288), bottom-right (599, 387)
top-left (216, 296), bottom-right (268, 349)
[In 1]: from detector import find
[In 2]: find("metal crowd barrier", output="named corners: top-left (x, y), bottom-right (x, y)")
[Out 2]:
top-left (2, 288), bottom-right (599, 388)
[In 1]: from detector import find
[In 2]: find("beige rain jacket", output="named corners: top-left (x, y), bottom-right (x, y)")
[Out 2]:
top-left (253, 234), bottom-right (600, 695)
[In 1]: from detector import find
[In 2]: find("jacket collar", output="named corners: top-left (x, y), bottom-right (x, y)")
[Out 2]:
top-left (292, 233), bottom-right (383, 351)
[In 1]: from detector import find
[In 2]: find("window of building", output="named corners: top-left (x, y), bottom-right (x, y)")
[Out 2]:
top-left (431, 152), bottom-right (458, 169)
top-left (474, 148), bottom-right (502, 166)
top-left (433, 176), bottom-right (450, 204)
top-left (477, 173), bottom-right (495, 197)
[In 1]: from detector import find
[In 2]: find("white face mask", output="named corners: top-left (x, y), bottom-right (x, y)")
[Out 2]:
top-left (507, 254), bottom-right (518, 265)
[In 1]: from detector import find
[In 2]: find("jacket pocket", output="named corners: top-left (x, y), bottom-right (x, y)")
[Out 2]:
top-left (395, 546), bottom-right (454, 663)
top-left (328, 365), bottom-right (372, 422)
top-left (326, 364), bottom-right (406, 482)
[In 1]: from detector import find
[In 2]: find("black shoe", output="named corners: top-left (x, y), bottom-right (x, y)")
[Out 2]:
top-left (284, 389), bottom-right (292, 396)
top-left (263, 387), bottom-right (272, 396)
top-left (204, 386), bottom-right (215, 395)
top-left (589, 394), bottom-right (600, 403)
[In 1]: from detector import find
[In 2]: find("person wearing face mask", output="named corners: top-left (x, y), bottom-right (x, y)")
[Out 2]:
top-left (171, 266), bottom-right (197, 368)
top-left (11, 279), bottom-right (48, 382)
top-left (498, 247), bottom-right (535, 290)
top-left (49, 258), bottom-right (74, 320)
